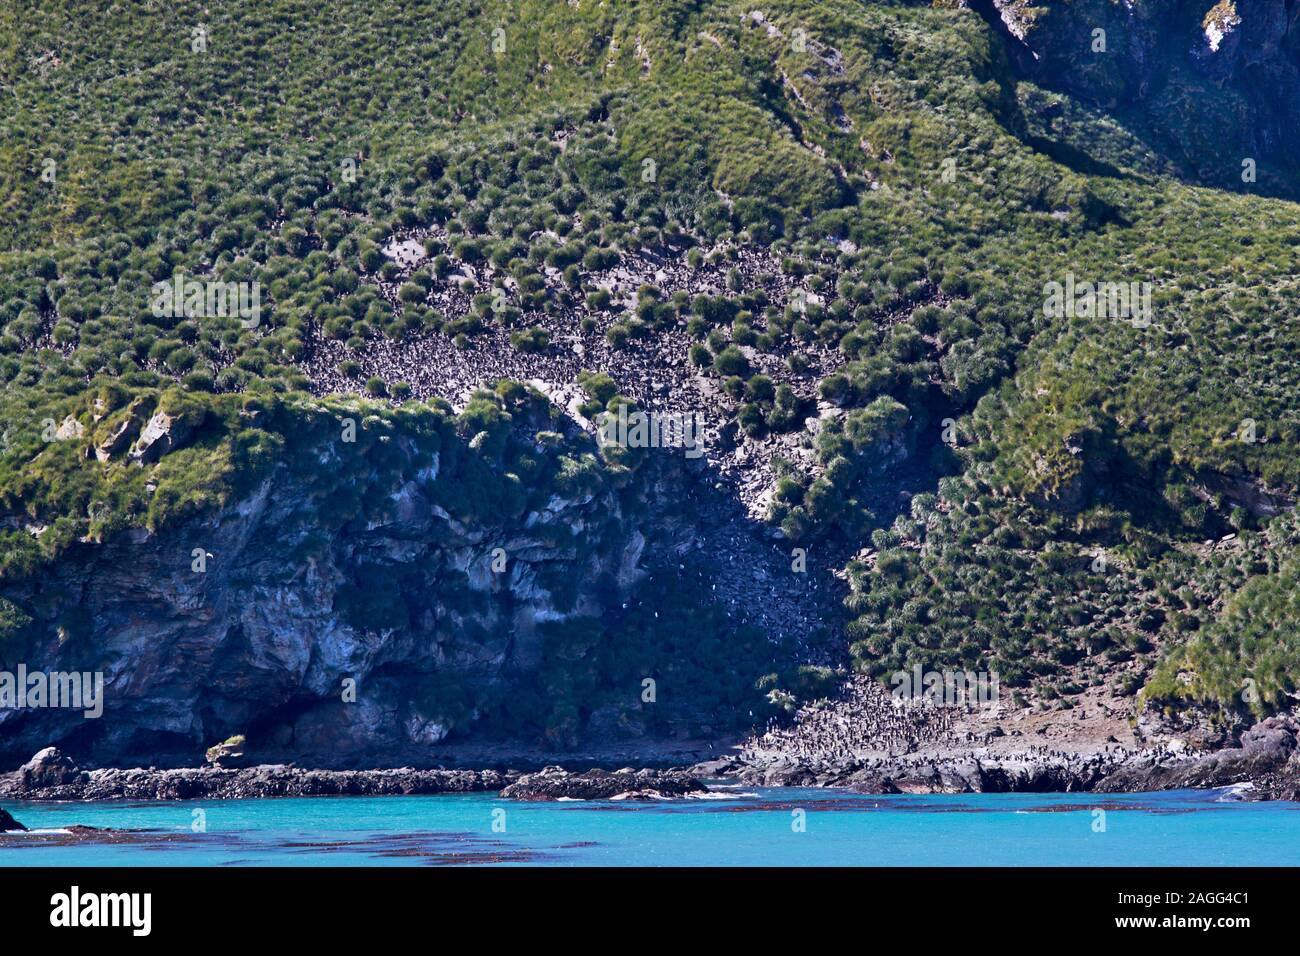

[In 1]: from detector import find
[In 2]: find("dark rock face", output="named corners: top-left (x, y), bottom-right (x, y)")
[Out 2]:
top-left (0, 808), bottom-right (26, 832)
top-left (982, 0), bottom-right (1160, 105)
top-left (500, 766), bottom-right (709, 801)
top-left (970, 0), bottom-right (1300, 189)
top-left (0, 430), bottom-right (643, 770)
top-left (1196, 470), bottom-right (1296, 519)
top-left (1192, 0), bottom-right (1299, 80)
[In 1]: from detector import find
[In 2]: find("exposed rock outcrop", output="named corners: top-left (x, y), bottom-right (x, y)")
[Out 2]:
top-left (0, 412), bottom-right (645, 770)
top-left (54, 415), bottom-right (84, 441)
top-left (205, 735), bottom-right (249, 768)
top-left (981, 0), bottom-right (1159, 106)
top-left (129, 409), bottom-right (197, 463)
top-left (1196, 469), bottom-right (1296, 518)
top-left (94, 414), bottom-right (141, 463)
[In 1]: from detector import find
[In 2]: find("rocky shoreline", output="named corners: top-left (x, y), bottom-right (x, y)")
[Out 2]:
top-left (0, 752), bottom-right (512, 802)
top-left (0, 748), bottom-right (709, 803)
top-left (699, 716), bottom-right (1300, 801)
top-left (5, 717), bottom-right (1300, 805)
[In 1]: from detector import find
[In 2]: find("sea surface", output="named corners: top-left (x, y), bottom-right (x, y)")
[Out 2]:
top-left (2, 787), bottom-right (1297, 866)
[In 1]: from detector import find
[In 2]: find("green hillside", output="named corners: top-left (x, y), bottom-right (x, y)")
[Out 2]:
top-left (2, 0), bottom-right (1298, 735)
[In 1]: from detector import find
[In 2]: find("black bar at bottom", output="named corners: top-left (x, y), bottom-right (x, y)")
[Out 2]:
top-left (0, 866), bottom-right (1275, 940)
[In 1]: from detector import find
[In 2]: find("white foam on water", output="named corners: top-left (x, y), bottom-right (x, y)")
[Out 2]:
top-left (687, 790), bottom-right (757, 800)
top-left (1215, 782), bottom-right (1255, 802)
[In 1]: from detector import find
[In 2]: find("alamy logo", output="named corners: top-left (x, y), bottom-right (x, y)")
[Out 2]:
top-left (151, 271), bottom-right (261, 328)
top-left (597, 405), bottom-right (704, 459)
top-left (890, 665), bottom-right (999, 709)
top-left (1042, 273), bottom-right (1151, 327)
top-left (50, 886), bottom-right (151, 936)
top-left (0, 665), bottom-right (103, 718)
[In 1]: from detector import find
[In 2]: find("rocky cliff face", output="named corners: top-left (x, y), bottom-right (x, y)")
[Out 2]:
top-left (981, 0), bottom-right (1162, 105)
top-left (970, 0), bottom-right (1300, 189)
top-left (0, 403), bottom-right (646, 770)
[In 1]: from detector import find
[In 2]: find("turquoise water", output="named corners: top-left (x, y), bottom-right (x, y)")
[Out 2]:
top-left (2, 787), bottom-right (1298, 866)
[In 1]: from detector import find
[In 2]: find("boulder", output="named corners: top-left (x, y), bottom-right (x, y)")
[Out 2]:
top-left (95, 415), bottom-right (142, 463)
top-left (54, 415), bottom-right (85, 441)
top-left (1239, 716), bottom-right (1297, 759)
top-left (19, 747), bottom-right (84, 789)
top-left (0, 808), bottom-right (26, 832)
top-left (205, 735), bottom-right (249, 768)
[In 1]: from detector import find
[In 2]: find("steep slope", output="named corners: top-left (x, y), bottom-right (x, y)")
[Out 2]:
top-left (1, 0), bottom-right (1299, 767)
